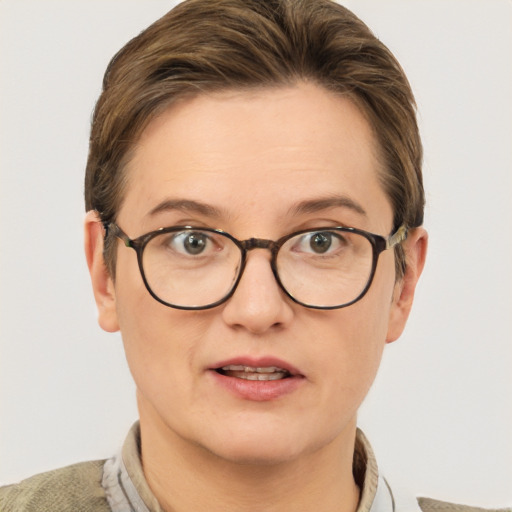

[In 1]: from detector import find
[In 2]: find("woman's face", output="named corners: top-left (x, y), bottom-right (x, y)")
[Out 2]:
top-left (91, 82), bottom-right (422, 465)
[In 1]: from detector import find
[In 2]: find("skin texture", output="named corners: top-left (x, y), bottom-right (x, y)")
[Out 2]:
top-left (85, 82), bottom-right (427, 512)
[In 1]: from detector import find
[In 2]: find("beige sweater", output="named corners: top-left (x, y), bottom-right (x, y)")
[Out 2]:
top-left (1, 460), bottom-right (508, 512)
top-left (2, 425), bottom-right (509, 512)
top-left (0, 460), bottom-right (110, 512)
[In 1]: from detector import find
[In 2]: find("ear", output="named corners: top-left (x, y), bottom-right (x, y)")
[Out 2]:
top-left (386, 227), bottom-right (428, 343)
top-left (84, 210), bottom-right (120, 333)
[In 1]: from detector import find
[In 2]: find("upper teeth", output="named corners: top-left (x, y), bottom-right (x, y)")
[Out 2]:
top-left (221, 365), bottom-right (287, 374)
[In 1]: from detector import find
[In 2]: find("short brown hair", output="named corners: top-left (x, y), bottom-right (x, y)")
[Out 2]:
top-left (85, 0), bottom-right (424, 277)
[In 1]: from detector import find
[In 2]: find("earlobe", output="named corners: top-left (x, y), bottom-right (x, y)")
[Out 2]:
top-left (84, 210), bottom-right (120, 333)
top-left (386, 227), bottom-right (428, 343)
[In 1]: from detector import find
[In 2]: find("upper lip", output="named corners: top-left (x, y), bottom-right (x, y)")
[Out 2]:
top-left (210, 356), bottom-right (302, 377)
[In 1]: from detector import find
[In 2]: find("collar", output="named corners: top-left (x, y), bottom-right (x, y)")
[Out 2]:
top-left (102, 422), bottom-right (419, 512)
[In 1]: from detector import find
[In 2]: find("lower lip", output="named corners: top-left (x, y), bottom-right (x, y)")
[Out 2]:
top-left (209, 371), bottom-right (305, 401)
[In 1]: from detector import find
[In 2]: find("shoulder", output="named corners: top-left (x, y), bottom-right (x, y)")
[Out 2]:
top-left (0, 459), bottom-right (111, 512)
top-left (418, 497), bottom-right (511, 512)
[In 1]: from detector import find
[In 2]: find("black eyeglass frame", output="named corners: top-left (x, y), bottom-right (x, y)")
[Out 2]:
top-left (104, 222), bottom-right (408, 311)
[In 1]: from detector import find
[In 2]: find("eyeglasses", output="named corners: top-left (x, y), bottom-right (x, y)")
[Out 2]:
top-left (105, 223), bottom-right (407, 310)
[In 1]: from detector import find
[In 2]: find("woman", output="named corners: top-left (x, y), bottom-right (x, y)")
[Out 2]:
top-left (1, 1), bottom-right (507, 511)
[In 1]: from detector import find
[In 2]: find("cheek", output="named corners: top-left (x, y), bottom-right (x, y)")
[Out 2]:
top-left (324, 308), bottom-right (386, 392)
top-left (112, 260), bottom-right (207, 395)
top-left (320, 261), bottom-right (395, 396)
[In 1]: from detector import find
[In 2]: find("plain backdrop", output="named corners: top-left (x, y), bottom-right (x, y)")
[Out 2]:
top-left (1, 0), bottom-right (511, 508)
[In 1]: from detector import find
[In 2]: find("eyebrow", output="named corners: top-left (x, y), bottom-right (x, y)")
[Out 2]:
top-left (288, 195), bottom-right (367, 218)
top-left (146, 194), bottom-right (367, 222)
top-left (147, 199), bottom-right (224, 219)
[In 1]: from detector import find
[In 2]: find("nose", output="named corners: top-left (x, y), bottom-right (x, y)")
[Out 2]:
top-left (221, 250), bottom-right (294, 334)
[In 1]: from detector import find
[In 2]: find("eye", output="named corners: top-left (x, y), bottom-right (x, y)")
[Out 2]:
top-left (167, 231), bottom-right (214, 256)
top-left (293, 231), bottom-right (346, 255)
top-left (309, 232), bottom-right (333, 254)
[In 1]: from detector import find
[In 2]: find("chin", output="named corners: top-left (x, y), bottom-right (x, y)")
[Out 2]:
top-left (211, 443), bottom-right (303, 467)
top-left (197, 423), bottom-right (326, 468)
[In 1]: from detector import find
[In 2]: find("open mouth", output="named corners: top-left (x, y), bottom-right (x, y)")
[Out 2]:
top-left (216, 365), bottom-right (292, 381)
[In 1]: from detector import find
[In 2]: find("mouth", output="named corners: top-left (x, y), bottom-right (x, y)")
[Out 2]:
top-left (216, 365), bottom-right (291, 381)
top-left (210, 358), bottom-right (304, 401)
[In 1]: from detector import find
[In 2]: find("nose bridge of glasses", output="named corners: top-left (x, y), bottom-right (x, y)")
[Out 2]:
top-left (239, 237), bottom-right (278, 253)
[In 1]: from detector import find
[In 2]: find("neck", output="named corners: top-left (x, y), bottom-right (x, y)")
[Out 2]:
top-left (138, 406), bottom-right (361, 512)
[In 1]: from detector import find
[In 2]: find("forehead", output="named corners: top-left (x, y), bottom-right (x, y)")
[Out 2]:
top-left (120, 83), bottom-right (392, 233)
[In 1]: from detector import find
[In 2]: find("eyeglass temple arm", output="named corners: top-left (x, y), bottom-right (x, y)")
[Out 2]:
top-left (386, 224), bottom-right (408, 250)
top-left (103, 222), bottom-right (133, 247)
